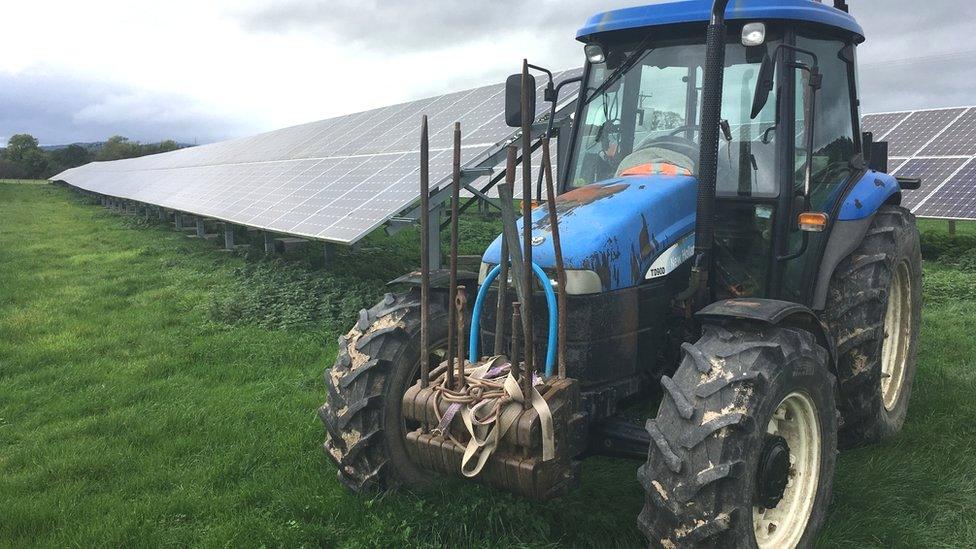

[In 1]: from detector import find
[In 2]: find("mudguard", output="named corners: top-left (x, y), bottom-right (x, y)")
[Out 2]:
top-left (696, 298), bottom-right (837, 371)
top-left (810, 170), bottom-right (901, 310)
top-left (836, 170), bottom-right (900, 221)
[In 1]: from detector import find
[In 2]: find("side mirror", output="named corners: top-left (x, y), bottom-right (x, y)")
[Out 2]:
top-left (505, 73), bottom-right (536, 128)
top-left (869, 139), bottom-right (889, 173)
top-left (750, 53), bottom-right (775, 119)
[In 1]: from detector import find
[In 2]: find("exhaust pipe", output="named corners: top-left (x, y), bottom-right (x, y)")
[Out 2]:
top-left (687, 0), bottom-right (731, 309)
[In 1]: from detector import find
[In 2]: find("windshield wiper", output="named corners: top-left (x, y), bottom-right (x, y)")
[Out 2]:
top-left (583, 36), bottom-right (655, 106)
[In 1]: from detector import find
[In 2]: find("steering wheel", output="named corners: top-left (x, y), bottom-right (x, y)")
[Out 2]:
top-left (666, 124), bottom-right (701, 137)
top-left (632, 132), bottom-right (700, 161)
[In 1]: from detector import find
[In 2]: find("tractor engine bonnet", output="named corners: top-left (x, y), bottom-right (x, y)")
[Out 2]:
top-left (482, 175), bottom-right (697, 292)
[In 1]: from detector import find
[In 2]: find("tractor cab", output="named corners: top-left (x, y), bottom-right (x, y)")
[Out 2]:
top-left (507, 0), bottom-right (871, 307)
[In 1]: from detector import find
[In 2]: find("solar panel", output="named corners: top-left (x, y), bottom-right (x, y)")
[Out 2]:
top-left (883, 108), bottom-right (968, 157)
top-left (919, 108), bottom-right (976, 157)
top-left (54, 69), bottom-right (582, 243)
top-left (861, 111), bottom-right (911, 139)
top-left (54, 77), bottom-right (976, 231)
top-left (887, 158), bottom-right (907, 173)
top-left (861, 105), bottom-right (976, 219)
top-left (914, 159), bottom-right (976, 219)
top-left (891, 157), bottom-right (969, 210)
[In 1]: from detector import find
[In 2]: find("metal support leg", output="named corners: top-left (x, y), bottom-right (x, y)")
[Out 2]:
top-left (323, 243), bottom-right (337, 266)
top-left (949, 220), bottom-right (957, 237)
top-left (158, 207), bottom-right (167, 222)
top-left (223, 224), bottom-right (235, 249)
top-left (196, 217), bottom-right (206, 238)
top-left (174, 213), bottom-right (184, 229)
top-left (264, 232), bottom-right (275, 254)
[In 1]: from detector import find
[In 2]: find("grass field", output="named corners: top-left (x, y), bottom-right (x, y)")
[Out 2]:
top-left (2, 181), bottom-right (976, 548)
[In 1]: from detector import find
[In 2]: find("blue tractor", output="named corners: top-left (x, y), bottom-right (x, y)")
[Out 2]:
top-left (321, 1), bottom-right (923, 546)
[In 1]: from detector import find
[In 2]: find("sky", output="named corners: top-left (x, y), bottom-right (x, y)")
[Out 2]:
top-left (2, 0), bottom-right (974, 146)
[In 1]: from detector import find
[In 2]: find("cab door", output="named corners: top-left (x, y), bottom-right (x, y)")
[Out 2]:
top-left (775, 31), bottom-right (861, 305)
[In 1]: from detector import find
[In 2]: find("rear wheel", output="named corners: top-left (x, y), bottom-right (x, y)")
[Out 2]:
top-left (319, 288), bottom-right (449, 491)
top-left (824, 205), bottom-right (922, 448)
top-left (638, 322), bottom-right (837, 548)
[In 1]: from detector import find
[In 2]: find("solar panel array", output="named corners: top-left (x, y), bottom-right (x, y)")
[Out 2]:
top-left (862, 106), bottom-right (976, 219)
top-left (54, 70), bottom-right (580, 243)
top-left (55, 85), bottom-right (976, 232)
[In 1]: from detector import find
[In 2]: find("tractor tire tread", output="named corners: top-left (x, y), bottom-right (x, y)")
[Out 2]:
top-left (320, 287), bottom-right (450, 492)
top-left (638, 323), bottom-right (838, 548)
top-left (823, 205), bottom-right (922, 448)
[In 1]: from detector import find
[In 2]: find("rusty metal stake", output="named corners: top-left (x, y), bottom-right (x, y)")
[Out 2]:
top-left (419, 115), bottom-right (431, 389)
top-left (542, 137), bottom-right (568, 379)
top-left (446, 122), bottom-right (461, 389)
top-left (493, 147), bottom-right (519, 357)
top-left (511, 301), bottom-right (522, 383)
top-left (520, 59), bottom-right (534, 407)
top-left (456, 286), bottom-right (468, 388)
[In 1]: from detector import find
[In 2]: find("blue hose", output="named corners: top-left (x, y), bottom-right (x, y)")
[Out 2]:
top-left (469, 262), bottom-right (558, 377)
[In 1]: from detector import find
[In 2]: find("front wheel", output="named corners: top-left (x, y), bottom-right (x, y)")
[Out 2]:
top-left (319, 288), bottom-right (450, 492)
top-left (638, 322), bottom-right (837, 548)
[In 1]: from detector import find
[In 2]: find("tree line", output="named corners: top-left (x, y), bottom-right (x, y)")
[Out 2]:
top-left (0, 134), bottom-right (187, 180)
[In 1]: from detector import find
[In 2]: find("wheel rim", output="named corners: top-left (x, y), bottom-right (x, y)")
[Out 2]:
top-left (753, 392), bottom-right (821, 549)
top-left (881, 260), bottom-right (912, 411)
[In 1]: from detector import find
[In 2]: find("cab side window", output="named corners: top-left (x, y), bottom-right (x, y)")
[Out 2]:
top-left (794, 35), bottom-right (858, 211)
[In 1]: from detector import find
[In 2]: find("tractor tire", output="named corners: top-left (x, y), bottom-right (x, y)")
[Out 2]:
top-left (319, 288), bottom-right (449, 492)
top-left (638, 322), bottom-right (838, 549)
top-left (824, 205), bottom-right (922, 448)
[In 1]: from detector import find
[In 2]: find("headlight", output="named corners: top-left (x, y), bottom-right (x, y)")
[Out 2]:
top-left (479, 262), bottom-right (603, 296)
top-left (741, 22), bottom-right (766, 47)
top-left (584, 43), bottom-right (606, 64)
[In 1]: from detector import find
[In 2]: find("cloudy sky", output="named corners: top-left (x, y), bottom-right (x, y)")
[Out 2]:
top-left (2, 0), bottom-right (974, 146)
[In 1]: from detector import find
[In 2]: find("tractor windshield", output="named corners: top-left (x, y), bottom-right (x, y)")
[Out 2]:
top-left (568, 33), bottom-right (781, 196)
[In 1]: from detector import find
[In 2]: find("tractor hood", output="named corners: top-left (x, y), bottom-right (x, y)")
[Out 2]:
top-left (482, 175), bottom-right (697, 292)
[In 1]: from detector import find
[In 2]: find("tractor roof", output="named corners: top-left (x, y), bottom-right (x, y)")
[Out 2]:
top-left (577, 0), bottom-right (864, 43)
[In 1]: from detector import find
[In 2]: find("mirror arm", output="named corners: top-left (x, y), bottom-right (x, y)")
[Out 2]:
top-left (527, 63), bottom-right (555, 101)
top-left (534, 74), bottom-right (583, 200)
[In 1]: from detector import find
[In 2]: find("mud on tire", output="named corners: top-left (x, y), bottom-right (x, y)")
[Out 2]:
top-left (319, 288), bottom-right (448, 492)
top-left (638, 322), bottom-right (838, 548)
top-left (824, 205), bottom-right (922, 448)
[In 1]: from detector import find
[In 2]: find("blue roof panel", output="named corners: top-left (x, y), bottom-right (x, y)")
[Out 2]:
top-left (577, 0), bottom-right (864, 42)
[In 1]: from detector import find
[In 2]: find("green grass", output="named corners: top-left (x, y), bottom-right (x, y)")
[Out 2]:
top-left (2, 183), bottom-right (976, 547)
top-left (918, 217), bottom-right (976, 237)
top-left (0, 179), bottom-right (50, 185)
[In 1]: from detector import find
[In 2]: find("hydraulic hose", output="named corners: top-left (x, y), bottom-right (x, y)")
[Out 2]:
top-left (469, 262), bottom-right (558, 377)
